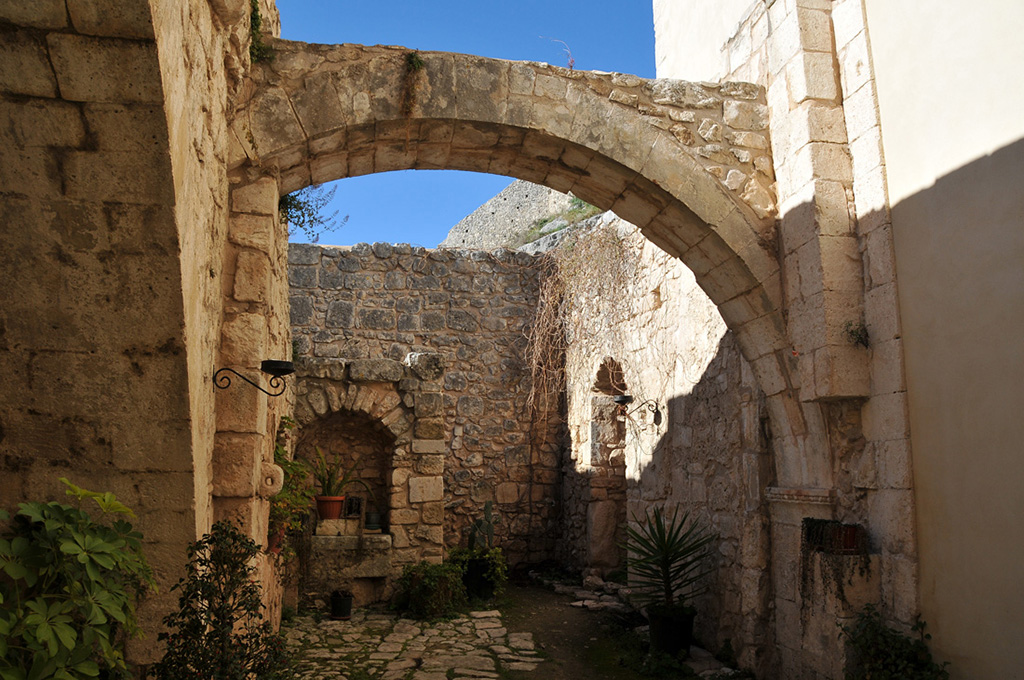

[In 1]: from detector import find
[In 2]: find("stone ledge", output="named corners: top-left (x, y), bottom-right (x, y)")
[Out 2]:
top-left (765, 486), bottom-right (835, 505)
top-left (295, 357), bottom-right (348, 381)
top-left (311, 533), bottom-right (393, 551)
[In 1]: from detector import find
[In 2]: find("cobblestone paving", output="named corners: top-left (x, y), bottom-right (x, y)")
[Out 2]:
top-left (283, 609), bottom-right (541, 679)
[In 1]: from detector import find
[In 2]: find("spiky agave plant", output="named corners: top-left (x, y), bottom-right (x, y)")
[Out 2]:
top-left (622, 506), bottom-right (717, 611)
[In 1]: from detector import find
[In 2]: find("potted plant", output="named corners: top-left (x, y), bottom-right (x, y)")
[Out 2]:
top-left (622, 506), bottom-right (717, 657)
top-left (449, 501), bottom-right (507, 600)
top-left (312, 446), bottom-right (374, 521)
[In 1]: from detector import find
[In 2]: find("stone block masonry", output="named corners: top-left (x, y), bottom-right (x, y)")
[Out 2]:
top-left (558, 218), bottom-right (772, 670)
top-left (290, 243), bottom-right (561, 565)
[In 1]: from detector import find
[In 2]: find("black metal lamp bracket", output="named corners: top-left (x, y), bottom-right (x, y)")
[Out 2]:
top-left (213, 360), bottom-right (294, 398)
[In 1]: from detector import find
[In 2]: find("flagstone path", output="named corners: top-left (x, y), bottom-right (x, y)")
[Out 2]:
top-left (282, 608), bottom-right (541, 679)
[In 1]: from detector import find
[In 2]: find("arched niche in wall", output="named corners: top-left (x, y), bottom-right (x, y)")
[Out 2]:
top-left (584, 357), bottom-right (628, 574)
top-left (296, 409), bottom-right (393, 520)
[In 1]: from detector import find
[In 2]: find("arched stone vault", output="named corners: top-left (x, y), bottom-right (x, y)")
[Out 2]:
top-left (228, 40), bottom-right (839, 493)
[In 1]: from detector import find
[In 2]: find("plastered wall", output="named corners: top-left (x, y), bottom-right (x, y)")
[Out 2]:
top-left (864, 2), bottom-right (1024, 677)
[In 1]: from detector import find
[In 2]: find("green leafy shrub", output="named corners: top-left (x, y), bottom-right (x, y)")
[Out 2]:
top-left (841, 604), bottom-right (949, 680)
top-left (392, 561), bottom-right (467, 619)
top-left (0, 478), bottom-right (155, 680)
top-left (447, 547), bottom-right (508, 600)
top-left (147, 521), bottom-right (288, 680)
top-left (269, 417), bottom-right (314, 536)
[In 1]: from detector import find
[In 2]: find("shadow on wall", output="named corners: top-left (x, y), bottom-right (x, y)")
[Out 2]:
top-left (561, 330), bottom-right (775, 673)
top-left (634, 331), bottom-right (773, 671)
top-left (889, 136), bottom-right (1024, 677)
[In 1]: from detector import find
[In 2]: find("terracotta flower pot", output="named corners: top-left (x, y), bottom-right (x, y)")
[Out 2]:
top-left (266, 526), bottom-right (285, 554)
top-left (315, 495), bottom-right (345, 520)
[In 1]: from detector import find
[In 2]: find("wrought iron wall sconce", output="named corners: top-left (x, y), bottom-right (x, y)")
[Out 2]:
top-left (613, 394), bottom-right (662, 425)
top-left (214, 360), bottom-right (295, 397)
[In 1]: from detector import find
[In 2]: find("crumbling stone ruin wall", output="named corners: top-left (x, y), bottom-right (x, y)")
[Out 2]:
top-left (288, 243), bottom-right (562, 564)
top-left (557, 218), bottom-right (772, 671)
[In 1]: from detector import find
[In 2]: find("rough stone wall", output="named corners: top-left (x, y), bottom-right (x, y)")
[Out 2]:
top-left (559, 219), bottom-right (773, 673)
top-left (296, 411), bottom-right (392, 510)
top-left (558, 393), bottom-right (629, 575)
top-left (289, 243), bottom-right (561, 564)
top-left (439, 180), bottom-right (576, 249)
top-left (0, 0), bottom-right (238, 663)
top-left (724, 2), bottom-right (918, 673)
top-left (0, 0), bottom-right (296, 658)
top-left (290, 355), bottom-right (448, 600)
top-left (216, 175), bottom-right (293, 626)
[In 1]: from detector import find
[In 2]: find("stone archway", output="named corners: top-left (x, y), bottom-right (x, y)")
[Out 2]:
top-left (227, 40), bottom-right (840, 497)
top-left (221, 40), bottom-right (879, 674)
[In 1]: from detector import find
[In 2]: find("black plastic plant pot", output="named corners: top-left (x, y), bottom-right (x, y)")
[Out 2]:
top-left (365, 511), bottom-right (382, 531)
top-left (463, 557), bottom-right (496, 600)
top-left (330, 590), bottom-right (353, 620)
top-left (647, 604), bottom-right (696, 657)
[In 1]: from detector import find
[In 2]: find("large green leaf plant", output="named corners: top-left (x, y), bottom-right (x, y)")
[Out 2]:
top-left (0, 478), bottom-right (154, 680)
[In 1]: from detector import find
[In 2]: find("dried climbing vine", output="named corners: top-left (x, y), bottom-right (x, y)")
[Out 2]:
top-left (524, 221), bottom-right (638, 418)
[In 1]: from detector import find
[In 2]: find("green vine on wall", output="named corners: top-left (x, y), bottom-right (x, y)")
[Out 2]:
top-left (249, 0), bottom-right (273, 63)
top-left (401, 51), bottom-right (425, 116)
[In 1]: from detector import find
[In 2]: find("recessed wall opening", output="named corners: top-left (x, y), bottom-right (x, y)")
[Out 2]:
top-left (296, 409), bottom-right (393, 526)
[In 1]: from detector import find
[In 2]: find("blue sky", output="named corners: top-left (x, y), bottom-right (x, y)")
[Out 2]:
top-left (277, 1), bottom-right (655, 247)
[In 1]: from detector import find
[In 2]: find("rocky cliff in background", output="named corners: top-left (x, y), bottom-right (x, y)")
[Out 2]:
top-left (440, 180), bottom-right (578, 250)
